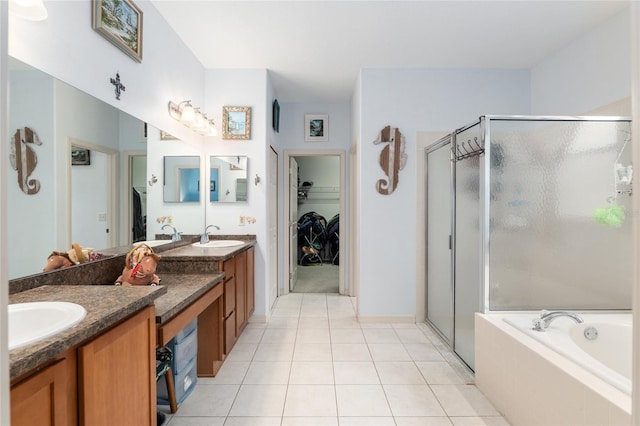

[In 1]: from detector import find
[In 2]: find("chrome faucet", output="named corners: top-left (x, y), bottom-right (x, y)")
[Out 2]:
top-left (532, 310), bottom-right (583, 331)
top-left (161, 224), bottom-right (182, 242)
top-left (200, 224), bottom-right (220, 244)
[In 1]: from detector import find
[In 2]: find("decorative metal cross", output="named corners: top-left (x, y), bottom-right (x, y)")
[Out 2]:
top-left (110, 73), bottom-right (125, 100)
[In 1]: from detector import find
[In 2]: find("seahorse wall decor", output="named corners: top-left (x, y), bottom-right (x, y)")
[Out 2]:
top-left (373, 125), bottom-right (407, 195)
top-left (10, 127), bottom-right (42, 195)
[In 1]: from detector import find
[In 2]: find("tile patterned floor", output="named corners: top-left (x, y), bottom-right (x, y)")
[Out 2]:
top-left (161, 294), bottom-right (510, 426)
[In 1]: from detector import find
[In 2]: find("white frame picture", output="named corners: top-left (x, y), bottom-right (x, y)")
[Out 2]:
top-left (304, 114), bottom-right (329, 142)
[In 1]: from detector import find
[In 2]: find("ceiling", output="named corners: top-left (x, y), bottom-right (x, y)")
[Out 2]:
top-left (151, 1), bottom-right (628, 103)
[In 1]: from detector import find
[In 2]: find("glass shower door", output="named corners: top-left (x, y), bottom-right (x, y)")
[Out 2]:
top-left (426, 137), bottom-right (453, 344)
top-left (453, 123), bottom-right (483, 370)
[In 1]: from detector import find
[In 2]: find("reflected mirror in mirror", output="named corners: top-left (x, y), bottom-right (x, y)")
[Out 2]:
top-left (164, 156), bottom-right (201, 203)
top-left (210, 156), bottom-right (248, 202)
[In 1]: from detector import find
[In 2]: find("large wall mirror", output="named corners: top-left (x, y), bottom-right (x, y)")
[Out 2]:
top-left (210, 156), bottom-right (248, 202)
top-left (6, 57), bottom-right (200, 280)
top-left (163, 156), bottom-right (201, 203)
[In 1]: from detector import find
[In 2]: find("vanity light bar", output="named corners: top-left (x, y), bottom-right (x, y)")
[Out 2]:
top-left (168, 100), bottom-right (218, 137)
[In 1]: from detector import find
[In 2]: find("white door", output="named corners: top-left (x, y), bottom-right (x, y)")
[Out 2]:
top-left (71, 148), bottom-right (112, 249)
top-left (268, 147), bottom-right (279, 309)
top-left (289, 157), bottom-right (298, 291)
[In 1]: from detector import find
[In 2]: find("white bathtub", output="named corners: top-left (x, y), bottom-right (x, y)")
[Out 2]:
top-left (476, 313), bottom-right (631, 426)
top-left (503, 313), bottom-right (632, 395)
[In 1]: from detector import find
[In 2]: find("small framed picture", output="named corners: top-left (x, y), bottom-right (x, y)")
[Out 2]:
top-left (272, 99), bottom-right (280, 133)
top-left (92, 0), bottom-right (143, 63)
top-left (305, 114), bottom-right (328, 142)
top-left (71, 147), bottom-right (91, 166)
top-left (222, 106), bottom-right (251, 140)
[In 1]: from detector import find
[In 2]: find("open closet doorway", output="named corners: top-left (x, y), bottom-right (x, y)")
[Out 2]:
top-left (285, 150), bottom-right (345, 294)
top-left (124, 151), bottom-right (147, 244)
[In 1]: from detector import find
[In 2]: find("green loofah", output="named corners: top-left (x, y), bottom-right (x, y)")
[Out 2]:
top-left (593, 204), bottom-right (625, 227)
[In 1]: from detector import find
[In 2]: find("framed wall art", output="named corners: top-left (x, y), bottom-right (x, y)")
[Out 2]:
top-left (305, 114), bottom-right (328, 142)
top-left (92, 0), bottom-right (143, 63)
top-left (222, 106), bottom-right (251, 140)
top-left (272, 99), bottom-right (280, 133)
top-left (71, 147), bottom-right (91, 166)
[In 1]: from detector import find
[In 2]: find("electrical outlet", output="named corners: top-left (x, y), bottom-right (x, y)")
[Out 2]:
top-left (239, 215), bottom-right (245, 226)
top-left (98, 213), bottom-right (107, 222)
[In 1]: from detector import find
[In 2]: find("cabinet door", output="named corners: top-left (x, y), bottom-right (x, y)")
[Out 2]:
top-left (78, 306), bottom-right (156, 426)
top-left (224, 276), bottom-right (236, 318)
top-left (11, 358), bottom-right (70, 426)
top-left (224, 313), bottom-right (236, 355)
top-left (235, 250), bottom-right (247, 335)
top-left (222, 257), bottom-right (236, 318)
top-left (246, 247), bottom-right (255, 317)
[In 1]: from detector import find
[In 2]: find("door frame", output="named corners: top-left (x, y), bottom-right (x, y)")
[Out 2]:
top-left (283, 149), bottom-right (347, 295)
top-left (416, 131), bottom-right (449, 322)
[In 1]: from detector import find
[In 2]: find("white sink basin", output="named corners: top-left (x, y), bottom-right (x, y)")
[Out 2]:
top-left (136, 240), bottom-right (170, 248)
top-left (9, 301), bottom-right (87, 350)
top-left (192, 240), bottom-right (245, 248)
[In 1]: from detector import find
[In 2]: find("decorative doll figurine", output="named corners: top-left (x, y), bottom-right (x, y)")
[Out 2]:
top-left (42, 243), bottom-right (96, 271)
top-left (114, 243), bottom-right (161, 286)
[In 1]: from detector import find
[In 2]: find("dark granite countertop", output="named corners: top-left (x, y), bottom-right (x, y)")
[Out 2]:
top-left (160, 238), bottom-right (256, 261)
top-left (154, 273), bottom-right (225, 324)
top-left (9, 285), bottom-right (166, 381)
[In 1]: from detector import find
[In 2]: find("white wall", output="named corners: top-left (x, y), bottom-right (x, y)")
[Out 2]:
top-left (531, 9), bottom-right (631, 115)
top-left (0, 1), bottom-right (7, 420)
top-left (202, 68), bottom-right (270, 317)
top-left (9, 1), bottom-right (206, 142)
top-left (278, 102), bottom-right (352, 151)
top-left (7, 69), bottom-right (55, 278)
top-left (356, 68), bottom-right (531, 318)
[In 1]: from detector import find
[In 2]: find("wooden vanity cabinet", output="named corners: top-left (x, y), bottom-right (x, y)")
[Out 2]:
top-left (221, 257), bottom-right (237, 355)
top-left (235, 250), bottom-right (247, 336)
top-left (220, 246), bottom-right (256, 356)
top-left (11, 305), bottom-right (156, 426)
top-left (246, 247), bottom-right (255, 318)
top-left (235, 246), bottom-right (255, 335)
top-left (10, 354), bottom-right (76, 426)
top-left (78, 305), bottom-right (156, 426)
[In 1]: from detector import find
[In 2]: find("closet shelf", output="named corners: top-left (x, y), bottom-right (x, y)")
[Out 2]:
top-left (298, 186), bottom-right (339, 202)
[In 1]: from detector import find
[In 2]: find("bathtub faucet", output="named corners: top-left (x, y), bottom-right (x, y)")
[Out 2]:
top-left (532, 310), bottom-right (584, 332)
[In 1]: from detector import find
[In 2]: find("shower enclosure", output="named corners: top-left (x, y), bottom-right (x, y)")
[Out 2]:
top-left (425, 115), bottom-right (633, 370)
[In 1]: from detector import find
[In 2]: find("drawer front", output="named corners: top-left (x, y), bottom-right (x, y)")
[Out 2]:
top-left (224, 276), bottom-right (236, 318)
top-left (224, 314), bottom-right (236, 354)
top-left (222, 257), bottom-right (235, 278)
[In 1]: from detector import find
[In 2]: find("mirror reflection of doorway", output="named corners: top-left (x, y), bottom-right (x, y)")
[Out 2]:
top-left (210, 167), bottom-right (219, 201)
top-left (130, 154), bottom-right (147, 243)
top-left (69, 140), bottom-right (117, 250)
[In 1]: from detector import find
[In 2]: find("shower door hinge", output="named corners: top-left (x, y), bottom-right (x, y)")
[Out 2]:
top-left (448, 235), bottom-right (452, 250)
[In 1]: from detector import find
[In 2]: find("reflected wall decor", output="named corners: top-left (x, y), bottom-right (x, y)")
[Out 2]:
top-left (10, 127), bottom-right (42, 195)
